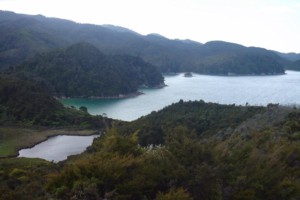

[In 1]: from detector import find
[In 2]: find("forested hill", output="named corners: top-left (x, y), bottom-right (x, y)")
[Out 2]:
top-left (0, 10), bottom-right (290, 75)
top-left (8, 42), bottom-right (164, 97)
top-left (0, 75), bottom-right (111, 128)
top-left (275, 51), bottom-right (300, 62)
top-left (285, 60), bottom-right (300, 71)
top-left (118, 101), bottom-right (291, 146)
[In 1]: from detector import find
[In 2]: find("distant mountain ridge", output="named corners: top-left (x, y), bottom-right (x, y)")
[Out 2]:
top-left (275, 51), bottom-right (300, 62)
top-left (0, 10), bottom-right (294, 75)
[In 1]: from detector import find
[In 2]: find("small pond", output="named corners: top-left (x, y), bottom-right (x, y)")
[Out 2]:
top-left (18, 135), bottom-right (99, 162)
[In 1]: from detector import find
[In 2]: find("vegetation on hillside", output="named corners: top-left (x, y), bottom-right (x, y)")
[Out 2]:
top-left (7, 42), bottom-right (164, 97)
top-left (285, 60), bottom-right (300, 71)
top-left (0, 158), bottom-right (54, 200)
top-left (275, 51), bottom-right (300, 62)
top-left (115, 100), bottom-right (268, 145)
top-left (0, 75), bottom-right (111, 127)
top-left (191, 47), bottom-right (285, 75)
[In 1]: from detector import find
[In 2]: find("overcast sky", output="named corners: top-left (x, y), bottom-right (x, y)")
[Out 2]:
top-left (1, 0), bottom-right (299, 53)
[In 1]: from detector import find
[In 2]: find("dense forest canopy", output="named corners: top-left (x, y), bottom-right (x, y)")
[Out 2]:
top-left (7, 42), bottom-right (164, 97)
top-left (275, 51), bottom-right (300, 62)
top-left (0, 74), bottom-right (111, 127)
top-left (285, 60), bottom-right (300, 71)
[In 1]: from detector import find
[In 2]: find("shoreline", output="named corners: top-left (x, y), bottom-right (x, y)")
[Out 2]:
top-left (56, 83), bottom-right (168, 100)
top-left (170, 72), bottom-right (287, 77)
top-left (56, 91), bottom-right (144, 100)
top-left (139, 83), bottom-right (168, 89)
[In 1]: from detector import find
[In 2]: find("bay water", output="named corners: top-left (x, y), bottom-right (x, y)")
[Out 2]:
top-left (62, 70), bottom-right (300, 121)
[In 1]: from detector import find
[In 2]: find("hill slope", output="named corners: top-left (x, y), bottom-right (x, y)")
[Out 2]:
top-left (0, 10), bottom-right (288, 75)
top-left (275, 51), bottom-right (300, 62)
top-left (285, 60), bottom-right (300, 71)
top-left (0, 75), bottom-right (110, 127)
top-left (115, 100), bottom-right (295, 145)
top-left (9, 42), bottom-right (164, 97)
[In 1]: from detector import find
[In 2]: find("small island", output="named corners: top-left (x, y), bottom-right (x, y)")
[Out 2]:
top-left (184, 72), bottom-right (193, 77)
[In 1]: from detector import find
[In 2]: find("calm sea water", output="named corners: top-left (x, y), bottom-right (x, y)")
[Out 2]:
top-left (62, 70), bottom-right (300, 121)
top-left (18, 135), bottom-right (99, 162)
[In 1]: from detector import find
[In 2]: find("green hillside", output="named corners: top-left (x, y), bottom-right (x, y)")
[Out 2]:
top-left (0, 75), bottom-right (110, 127)
top-left (9, 42), bottom-right (164, 97)
top-left (116, 100), bottom-right (268, 145)
top-left (285, 60), bottom-right (300, 71)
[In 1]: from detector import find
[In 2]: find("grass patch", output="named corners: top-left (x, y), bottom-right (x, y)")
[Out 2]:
top-left (0, 157), bottom-right (50, 166)
top-left (0, 126), bottom-right (98, 157)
